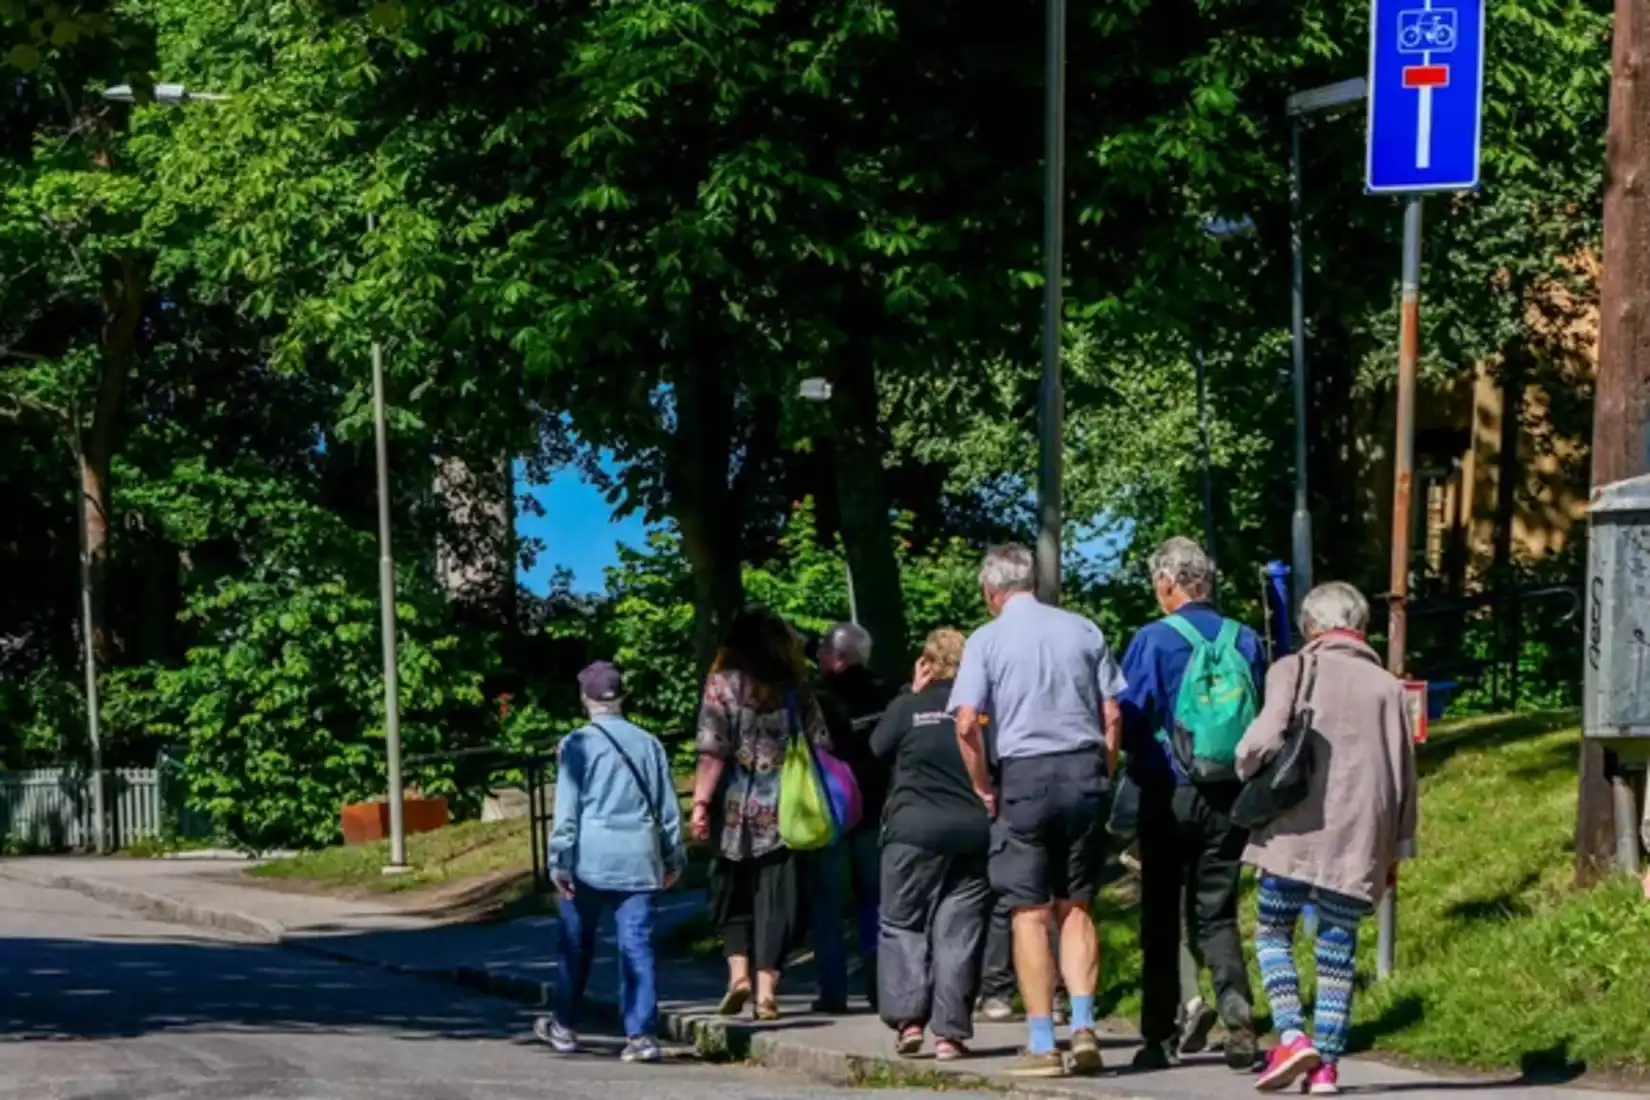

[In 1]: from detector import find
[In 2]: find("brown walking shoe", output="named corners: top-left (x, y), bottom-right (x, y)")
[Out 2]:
top-left (1069, 1028), bottom-right (1104, 1075)
top-left (1005, 1049), bottom-right (1067, 1078)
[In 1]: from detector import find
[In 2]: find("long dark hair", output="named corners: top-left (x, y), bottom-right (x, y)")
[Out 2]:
top-left (708, 605), bottom-right (806, 712)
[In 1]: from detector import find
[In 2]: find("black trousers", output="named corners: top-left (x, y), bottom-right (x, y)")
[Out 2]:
top-left (878, 843), bottom-right (991, 1039)
top-left (711, 849), bottom-right (799, 973)
top-left (1138, 781), bottom-right (1254, 1045)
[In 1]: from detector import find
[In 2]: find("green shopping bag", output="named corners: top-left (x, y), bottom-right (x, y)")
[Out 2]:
top-left (778, 732), bottom-right (835, 851)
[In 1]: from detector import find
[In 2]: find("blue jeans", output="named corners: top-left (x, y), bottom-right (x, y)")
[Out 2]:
top-left (556, 886), bottom-right (657, 1038)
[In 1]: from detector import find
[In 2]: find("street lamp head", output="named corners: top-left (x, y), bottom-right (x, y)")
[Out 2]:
top-left (1285, 77), bottom-right (1367, 119)
top-left (1202, 215), bottom-right (1257, 240)
top-left (798, 378), bottom-right (833, 402)
top-left (101, 82), bottom-right (229, 105)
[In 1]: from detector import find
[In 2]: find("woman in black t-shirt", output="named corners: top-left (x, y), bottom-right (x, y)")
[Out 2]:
top-left (869, 629), bottom-right (992, 1061)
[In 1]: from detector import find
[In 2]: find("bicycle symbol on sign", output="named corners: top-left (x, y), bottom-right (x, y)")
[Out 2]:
top-left (1397, 9), bottom-right (1457, 54)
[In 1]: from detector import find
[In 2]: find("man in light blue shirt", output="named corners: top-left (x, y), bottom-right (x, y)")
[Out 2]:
top-left (537, 662), bottom-right (683, 1064)
top-left (949, 545), bottom-right (1125, 1078)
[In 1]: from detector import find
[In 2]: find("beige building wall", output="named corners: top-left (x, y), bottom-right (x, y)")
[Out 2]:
top-left (1426, 261), bottom-right (1597, 584)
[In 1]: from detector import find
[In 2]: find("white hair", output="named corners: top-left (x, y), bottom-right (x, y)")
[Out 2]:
top-left (582, 696), bottom-right (623, 718)
top-left (979, 544), bottom-right (1036, 593)
top-left (1300, 581), bottom-right (1370, 636)
top-left (1147, 537), bottom-right (1214, 600)
top-left (821, 622), bottom-right (873, 668)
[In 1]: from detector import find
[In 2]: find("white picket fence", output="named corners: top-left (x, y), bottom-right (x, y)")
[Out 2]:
top-left (0, 768), bottom-right (162, 852)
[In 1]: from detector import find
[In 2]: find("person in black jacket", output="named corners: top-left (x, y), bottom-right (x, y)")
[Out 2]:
top-left (871, 629), bottom-right (992, 1061)
top-left (810, 621), bottom-right (897, 1011)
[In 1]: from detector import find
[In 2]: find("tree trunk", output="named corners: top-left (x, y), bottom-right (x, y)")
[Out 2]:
top-left (830, 318), bottom-right (909, 681)
top-left (668, 352), bottom-right (745, 682)
top-left (1576, 0), bottom-right (1650, 887)
top-left (81, 254), bottom-right (150, 663)
top-left (434, 453), bottom-right (517, 629)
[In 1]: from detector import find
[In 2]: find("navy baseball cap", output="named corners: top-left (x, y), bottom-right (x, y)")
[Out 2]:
top-left (577, 661), bottom-right (625, 701)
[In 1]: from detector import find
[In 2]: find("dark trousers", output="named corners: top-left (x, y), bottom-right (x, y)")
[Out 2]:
top-left (878, 843), bottom-right (991, 1040)
top-left (711, 849), bottom-right (799, 973)
top-left (809, 828), bottom-right (881, 1004)
top-left (979, 893), bottom-right (1017, 1000)
top-left (1138, 781), bottom-right (1254, 1045)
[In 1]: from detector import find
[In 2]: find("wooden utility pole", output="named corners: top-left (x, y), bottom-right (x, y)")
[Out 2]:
top-left (1577, 0), bottom-right (1650, 886)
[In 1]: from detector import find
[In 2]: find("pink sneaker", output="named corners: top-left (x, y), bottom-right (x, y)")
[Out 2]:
top-left (1302, 1064), bottom-right (1339, 1095)
top-left (1255, 1036), bottom-right (1322, 1092)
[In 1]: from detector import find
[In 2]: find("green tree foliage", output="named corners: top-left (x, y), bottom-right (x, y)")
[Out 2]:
top-left (587, 499), bottom-right (986, 766)
top-left (0, 0), bottom-right (1612, 849)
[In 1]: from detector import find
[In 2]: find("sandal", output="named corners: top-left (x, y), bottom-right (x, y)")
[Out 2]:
top-left (716, 982), bottom-right (752, 1017)
top-left (896, 1025), bottom-right (924, 1056)
top-left (935, 1038), bottom-right (969, 1062)
top-left (754, 998), bottom-right (781, 1022)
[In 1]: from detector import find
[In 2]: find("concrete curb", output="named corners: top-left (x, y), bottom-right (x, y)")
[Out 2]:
top-left (0, 864), bottom-right (286, 942)
top-left (1, 863), bottom-right (1142, 1099)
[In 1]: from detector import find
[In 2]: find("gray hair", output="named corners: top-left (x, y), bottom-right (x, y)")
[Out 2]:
top-left (1300, 581), bottom-right (1370, 636)
top-left (820, 621), bottom-right (873, 667)
top-left (1147, 536), bottom-right (1214, 600)
top-left (979, 543), bottom-right (1036, 594)
top-left (582, 696), bottom-right (624, 718)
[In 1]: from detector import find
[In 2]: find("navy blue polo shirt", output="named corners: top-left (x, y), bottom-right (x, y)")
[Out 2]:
top-left (1118, 602), bottom-right (1268, 787)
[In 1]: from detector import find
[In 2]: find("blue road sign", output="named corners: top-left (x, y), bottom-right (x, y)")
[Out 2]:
top-left (1365, 0), bottom-right (1485, 193)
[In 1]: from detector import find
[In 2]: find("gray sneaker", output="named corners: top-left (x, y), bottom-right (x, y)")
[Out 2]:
top-left (1217, 993), bottom-right (1259, 1072)
top-left (976, 996), bottom-right (1017, 1023)
top-left (1179, 998), bottom-right (1219, 1055)
top-left (533, 1016), bottom-right (578, 1054)
top-left (621, 1035), bottom-right (662, 1063)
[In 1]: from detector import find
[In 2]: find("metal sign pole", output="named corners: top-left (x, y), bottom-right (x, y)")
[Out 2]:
top-left (1379, 195), bottom-right (1424, 980)
top-left (1365, 0), bottom-right (1484, 979)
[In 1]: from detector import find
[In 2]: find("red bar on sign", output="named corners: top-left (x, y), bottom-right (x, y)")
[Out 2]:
top-left (1403, 65), bottom-right (1450, 88)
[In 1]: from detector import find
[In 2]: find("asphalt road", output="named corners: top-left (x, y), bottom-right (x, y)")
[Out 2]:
top-left (0, 876), bottom-right (976, 1100)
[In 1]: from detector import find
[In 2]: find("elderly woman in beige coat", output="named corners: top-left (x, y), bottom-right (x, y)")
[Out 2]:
top-left (1235, 582), bottom-right (1417, 1097)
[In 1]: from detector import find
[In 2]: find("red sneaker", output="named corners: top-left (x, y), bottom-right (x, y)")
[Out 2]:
top-left (1302, 1064), bottom-right (1339, 1095)
top-left (1255, 1036), bottom-right (1322, 1092)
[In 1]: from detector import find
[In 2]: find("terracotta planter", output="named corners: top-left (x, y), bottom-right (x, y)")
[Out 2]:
top-left (339, 796), bottom-right (450, 846)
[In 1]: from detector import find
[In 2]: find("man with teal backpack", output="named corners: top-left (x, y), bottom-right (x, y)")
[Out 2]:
top-left (1118, 538), bottom-right (1267, 1072)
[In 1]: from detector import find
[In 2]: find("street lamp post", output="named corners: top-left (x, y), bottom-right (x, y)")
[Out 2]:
top-left (86, 81), bottom-right (229, 855)
top-left (1196, 216), bottom-right (1258, 580)
top-left (101, 83), bottom-right (407, 869)
top-left (368, 215), bottom-right (408, 872)
top-left (798, 377), bottom-right (860, 625)
top-left (1036, 0), bottom-right (1068, 606)
top-left (1284, 77), bottom-right (1367, 609)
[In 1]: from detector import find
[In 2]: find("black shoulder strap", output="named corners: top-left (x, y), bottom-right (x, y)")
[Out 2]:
top-left (588, 721), bottom-right (662, 825)
top-left (1293, 655), bottom-right (1320, 714)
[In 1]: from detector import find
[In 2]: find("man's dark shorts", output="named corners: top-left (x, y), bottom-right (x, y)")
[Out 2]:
top-left (989, 747), bottom-right (1109, 908)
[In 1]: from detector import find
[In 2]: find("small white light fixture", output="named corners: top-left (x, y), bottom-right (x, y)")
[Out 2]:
top-left (798, 378), bottom-right (833, 401)
top-left (102, 83), bottom-right (229, 105)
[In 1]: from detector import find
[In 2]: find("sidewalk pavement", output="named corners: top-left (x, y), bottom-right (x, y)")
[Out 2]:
top-left (1, 857), bottom-right (1638, 1100)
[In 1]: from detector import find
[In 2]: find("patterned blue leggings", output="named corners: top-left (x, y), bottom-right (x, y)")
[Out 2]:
top-left (1255, 876), bottom-right (1373, 1062)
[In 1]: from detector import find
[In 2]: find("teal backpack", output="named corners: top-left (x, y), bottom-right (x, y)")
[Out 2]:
top-left (1159, 615), bottom-right (1259, 782)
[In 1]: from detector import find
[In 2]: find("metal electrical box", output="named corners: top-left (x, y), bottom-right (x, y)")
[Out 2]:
top-left (1584, 472), bottom-right (1650, 742)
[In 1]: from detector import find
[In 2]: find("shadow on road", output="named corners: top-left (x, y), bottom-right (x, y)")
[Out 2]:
top-left (0, 932), bottom-right (542, 1044)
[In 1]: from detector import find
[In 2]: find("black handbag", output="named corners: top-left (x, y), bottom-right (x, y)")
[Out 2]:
top-left (1231, 656), bottom-right (1318, 830)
